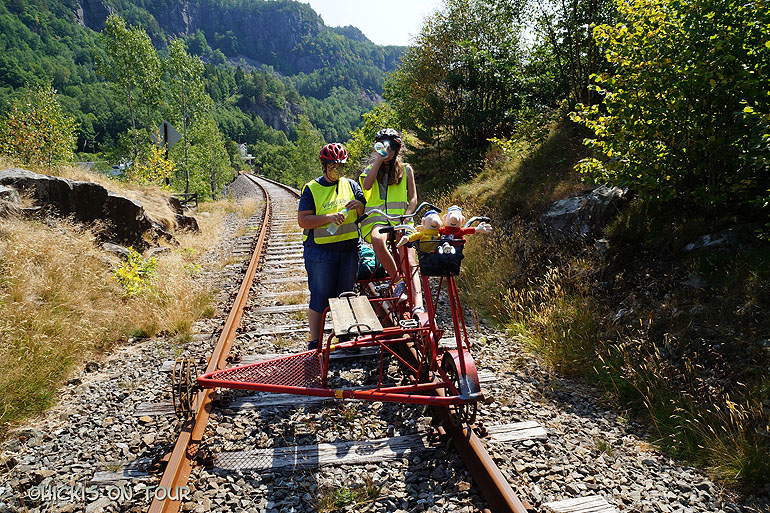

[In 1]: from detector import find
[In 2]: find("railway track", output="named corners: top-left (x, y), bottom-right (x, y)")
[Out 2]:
top-left (0, 172), bottom-right (749, 513)
top-left (141, 174), bottom-right (615, 513)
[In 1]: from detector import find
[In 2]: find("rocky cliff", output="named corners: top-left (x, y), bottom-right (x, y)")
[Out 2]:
top-left (76, 0), bottom-right (401, 74)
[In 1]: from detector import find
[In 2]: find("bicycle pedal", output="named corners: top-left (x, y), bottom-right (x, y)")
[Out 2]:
top-left (399, 319), bottom-right (419, 329)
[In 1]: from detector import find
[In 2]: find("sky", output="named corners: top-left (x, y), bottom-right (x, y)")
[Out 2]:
top-left (302, 0), bottom-right (444, 47)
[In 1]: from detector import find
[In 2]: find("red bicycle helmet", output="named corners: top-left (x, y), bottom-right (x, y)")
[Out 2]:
top-left (319, 143), bottom-right (348, 163)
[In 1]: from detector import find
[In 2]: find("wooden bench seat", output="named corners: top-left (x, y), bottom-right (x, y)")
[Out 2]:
top-left (328, 294), bottom-right (383, 340)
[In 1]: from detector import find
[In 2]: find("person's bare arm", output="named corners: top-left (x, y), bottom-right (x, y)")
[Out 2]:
top-left (298, 210), bottom-right (344, 229)
top-left (362, 157), bottom-right (383, 191)
top-left (405, 164), bottom-right (418, 214)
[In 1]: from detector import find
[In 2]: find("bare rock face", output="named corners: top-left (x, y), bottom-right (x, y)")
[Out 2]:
top-left (167, 196), bottom-right (200, 232)
top-left (78, 0), bottom-right (111, 32)
top-left (540, 185), bottom-right (629, 242)
top-left (0, 168), bottom-right (173, 249)
top-left (0, 185), bottom-right (20, 204)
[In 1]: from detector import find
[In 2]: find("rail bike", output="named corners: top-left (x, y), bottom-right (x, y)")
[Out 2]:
top-left (184, 202), bottom-right (490, 425)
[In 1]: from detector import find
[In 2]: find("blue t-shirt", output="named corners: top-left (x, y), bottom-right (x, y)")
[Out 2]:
top-left (299, 176), bottom-right (365, 252)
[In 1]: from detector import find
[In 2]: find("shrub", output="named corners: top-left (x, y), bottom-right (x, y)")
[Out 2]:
top-left (127, 135), bottom-right (175, 187)
top-left (112, 247), bottom-right (157, 296)
top-left (0, 85), bottom-right (76, 166)
top-left (572, 0), bottom-right (770, 211)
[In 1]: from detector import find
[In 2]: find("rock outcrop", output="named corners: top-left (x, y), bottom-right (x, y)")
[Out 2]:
top-left (0, 168), bottom-right (179, 249)
top-left (540, 185), bottom-right (629, 242)
top-left (0, 184), bottom-right (20, 204)
top-left (167, 196), bottom-right (200, 232)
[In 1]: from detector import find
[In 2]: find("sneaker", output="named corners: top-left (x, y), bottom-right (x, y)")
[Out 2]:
top-left (392, 279), bottom-right (406, 298)
top-left (307, 340), bottom-right (319, 350)
top-left (373, 282), bottom-right (390, 296)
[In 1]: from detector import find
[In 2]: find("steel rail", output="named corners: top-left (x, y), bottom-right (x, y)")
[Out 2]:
top-left (148, 174), bottom-right (291, 513)
top-left (394, 337), bottom-right (529, 513)
top-left (149, 174), bottom-right (524, 512)
top-left (249, 177), bottom-right (526, 512)
top-left (434, 407), bottom-right (529, 513)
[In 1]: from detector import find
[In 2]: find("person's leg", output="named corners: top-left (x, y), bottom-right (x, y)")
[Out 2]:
top-left (334, 249), bottom-right (359, 296)
top-left (406, 246), bottom-right (423, 311)
top-left (304, 245), bottom-right (335, 348)
top-left (307, 309), bottom-right (323, 349)
top-left (369, 226), bottom-right (399, 280)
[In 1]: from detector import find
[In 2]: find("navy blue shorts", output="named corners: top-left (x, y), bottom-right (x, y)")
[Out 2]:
top-left (303, 245), bottom-right (358, 313)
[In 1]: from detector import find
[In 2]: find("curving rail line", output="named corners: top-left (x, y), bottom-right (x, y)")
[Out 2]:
top-left (148, 174), bottom-right (278, 513)
top-left (148, 173), bottom-right (528, 513)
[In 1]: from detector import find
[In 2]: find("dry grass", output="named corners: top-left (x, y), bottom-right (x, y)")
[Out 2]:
top-left (458, 217), bottom-right (770, 490)
top-left (0, 197), bottom-right (238, 433)
top-left (199, 197), bottom-right (259, 219)
top-left (449, 123), bottom-right (770, 490)
top-left (0, 160), bottom-right (259, 434)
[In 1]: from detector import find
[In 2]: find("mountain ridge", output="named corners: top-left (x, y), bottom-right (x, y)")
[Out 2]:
top-left (0, 0), bottom-right (404, 151)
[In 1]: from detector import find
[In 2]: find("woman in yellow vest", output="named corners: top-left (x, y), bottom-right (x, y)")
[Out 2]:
top-left (359, 129), bottom-right (424, 314)
top-left (298, 143), bottom-right (365, 350)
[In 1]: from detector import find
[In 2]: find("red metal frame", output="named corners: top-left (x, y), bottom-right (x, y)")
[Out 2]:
top-left (198, 224), bottom-right (483, 409)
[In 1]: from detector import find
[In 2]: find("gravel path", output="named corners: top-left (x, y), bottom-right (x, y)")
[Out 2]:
top-left (1, 175), bottom-right (767, 513)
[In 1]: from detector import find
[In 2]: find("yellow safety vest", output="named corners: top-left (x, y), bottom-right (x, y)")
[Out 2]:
top-left (358, 165), bottom-right (409, 241)
top-left (302, 178), bottom-right (358, 244)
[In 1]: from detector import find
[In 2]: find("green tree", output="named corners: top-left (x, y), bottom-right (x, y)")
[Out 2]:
top-left (0, 85), bottom-right (76, 166)
top-left (174, 116), bottom-right (233, 200)
top-left (289, 115), bottom-right (325, 189)
top-left (97, 14), bottom-right (162, 161)
top-left (572, 0), bottom-right (770, 210)
top-left (530, 0), bottom-right (616, 106)
top-left (386, 0), bottom-right (527, 176)
top-left (165, 37), bottom-right (212, 193)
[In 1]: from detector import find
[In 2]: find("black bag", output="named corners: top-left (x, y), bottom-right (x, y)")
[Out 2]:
top-left (417, 242), bottom-right (464, 276)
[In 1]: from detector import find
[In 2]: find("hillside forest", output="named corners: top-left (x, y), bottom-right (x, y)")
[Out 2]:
top-left (1, 0), bottom-right (769, 497)
top-left (0, 0), bottom-right (403, 195)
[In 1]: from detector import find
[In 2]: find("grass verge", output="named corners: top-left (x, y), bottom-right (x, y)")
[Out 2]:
top-left (450, 120), bottom-right (770, 492)
top-left (458, 206), bottom-right (770, 491)
top-left (0, 179), bottom-right (249, 434)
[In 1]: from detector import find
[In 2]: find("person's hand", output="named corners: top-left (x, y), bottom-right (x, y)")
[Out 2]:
top-left (397, 234), bottom-right (410, 247)
top-left (345, 200), bottom-right (363, 211)
top-left (328, 212), bottom-right (346, 225)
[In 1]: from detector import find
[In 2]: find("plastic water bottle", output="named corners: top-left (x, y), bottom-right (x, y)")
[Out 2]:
top-left (374, 141), bottom-right (390, 157)
top-left (327, 207), bottom-right (349, 234)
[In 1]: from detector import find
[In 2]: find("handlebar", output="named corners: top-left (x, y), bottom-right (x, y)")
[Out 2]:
top-left (354, 201), bottom-right (441, 226)
top-left (376, 224), bottom-right (416, 236)
top-left (463, 216), bottom-right (491, 228)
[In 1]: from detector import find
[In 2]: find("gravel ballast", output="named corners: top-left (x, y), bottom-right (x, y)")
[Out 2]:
top-left (1, 176), bottom-right (767, 513)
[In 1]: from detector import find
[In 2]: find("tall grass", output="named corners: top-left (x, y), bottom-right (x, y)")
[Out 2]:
top-left (442, 109), bottom-right (770, 491)
top-left (0, 204), bottom-right (231, 432)
top-left (458, 225), bottom-right (770, 490)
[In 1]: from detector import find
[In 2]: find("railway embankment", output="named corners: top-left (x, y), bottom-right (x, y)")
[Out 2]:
top-left (1, 173), bottom-right (767, 513)
top-left (448, 121), bottom-right (770, 505)
top-left (0, 166), bottom-right (257, 436)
